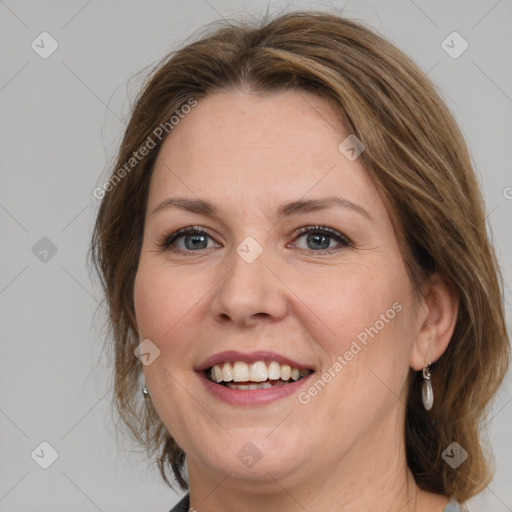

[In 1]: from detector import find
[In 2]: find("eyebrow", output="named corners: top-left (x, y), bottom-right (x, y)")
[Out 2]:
top-left (151, 196), bottom-right (371, 220)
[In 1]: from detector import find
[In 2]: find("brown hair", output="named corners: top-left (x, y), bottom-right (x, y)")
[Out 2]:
top-left (89, 10), bottom-right (509, 500)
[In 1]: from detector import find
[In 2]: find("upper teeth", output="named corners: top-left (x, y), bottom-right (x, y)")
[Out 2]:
top-left (210, 361), bottom-right (310, 383)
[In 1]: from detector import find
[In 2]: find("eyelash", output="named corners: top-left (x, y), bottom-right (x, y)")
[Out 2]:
top-left (157, 225), bottom-right (351, 255)
top-left (158, 225), bottom-right (353, 255)
top-left (291, 225), bottom-right (351, 252)
top-left (157, 226), bottom-right (210, 253)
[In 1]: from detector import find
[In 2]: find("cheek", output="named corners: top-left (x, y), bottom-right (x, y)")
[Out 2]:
top-left (134, 267), bottom-right (162, 335)
top-left (133, 261), bottom-right (212, 363)
top-left (296, 260), bottom-right (414, 382)
top-left (300, 271), bottom-right (414, 420)
top-left (133, 265), bottom-right (201, 426)
top-left (295, 264), bottom-right (403, 335)
top-left (134, 261), bottom-right (191, 328)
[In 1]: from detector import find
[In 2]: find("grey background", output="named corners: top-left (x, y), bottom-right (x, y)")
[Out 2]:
top-left (1, 0), bottom-right (511, 511)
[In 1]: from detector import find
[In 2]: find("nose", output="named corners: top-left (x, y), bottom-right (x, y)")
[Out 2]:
top-left (209, 241), bottom-right (288, 328)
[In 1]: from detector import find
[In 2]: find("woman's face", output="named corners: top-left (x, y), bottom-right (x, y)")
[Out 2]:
top-left (134, 89), bottom-right (425, 488)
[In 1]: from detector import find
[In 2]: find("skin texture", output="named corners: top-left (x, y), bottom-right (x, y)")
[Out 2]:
top-left (133, 89), bottom-right (458, 512)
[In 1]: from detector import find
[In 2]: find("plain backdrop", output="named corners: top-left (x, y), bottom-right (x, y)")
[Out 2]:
top-left (1, 1), bottom-right (511, 511)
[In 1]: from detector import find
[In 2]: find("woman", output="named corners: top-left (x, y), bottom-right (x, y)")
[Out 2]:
top-left (90, 10), bottom-right (509, 512)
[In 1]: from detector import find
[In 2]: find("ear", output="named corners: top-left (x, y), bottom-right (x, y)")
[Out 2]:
top-left (410, 274), bottom-right (459, 371)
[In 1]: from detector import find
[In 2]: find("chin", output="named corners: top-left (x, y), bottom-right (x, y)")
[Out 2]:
top-left (196, 427), bottom-right (308, 481)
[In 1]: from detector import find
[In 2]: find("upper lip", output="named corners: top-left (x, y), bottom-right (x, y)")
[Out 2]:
top-left (194, 350), bottom-right (314, 372)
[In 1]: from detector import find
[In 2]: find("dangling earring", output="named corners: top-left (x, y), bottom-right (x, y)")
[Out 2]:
top-left (421, 363), bottom-right (433, 411)
top-left (142, 383), bottom-right (150, 399)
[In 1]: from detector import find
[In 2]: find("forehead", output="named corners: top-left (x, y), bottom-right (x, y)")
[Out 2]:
top-left (148, 89), bottom-right (384, 217)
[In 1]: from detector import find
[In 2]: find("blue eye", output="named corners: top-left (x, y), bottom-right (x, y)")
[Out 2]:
top-left (158, 225), bottom-right (351, 254)
top-left (292, 225), bottom-right (350, 252)
top-left (159, 227), bottom-right (219, 253)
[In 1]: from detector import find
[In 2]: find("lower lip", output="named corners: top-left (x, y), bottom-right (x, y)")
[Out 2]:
top-left (197, 371), bottom-right (314, 406)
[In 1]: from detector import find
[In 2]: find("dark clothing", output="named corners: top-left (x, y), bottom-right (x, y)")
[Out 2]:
top-left (168, 493), bottom-right (465, 511)
top-left (169, 493), bottom-right (190, 512)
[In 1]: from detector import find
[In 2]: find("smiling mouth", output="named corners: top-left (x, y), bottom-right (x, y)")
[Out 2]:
top-left (205, 360), bottom-right (313, 390)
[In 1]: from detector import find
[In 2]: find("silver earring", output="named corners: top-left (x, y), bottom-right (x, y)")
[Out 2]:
top-left (421, 363), bottom-right (433, 411)
top-left (142, 383), bottom-right (150, 399)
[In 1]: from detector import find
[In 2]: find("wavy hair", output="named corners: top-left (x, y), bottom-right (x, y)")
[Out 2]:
top-left (89, 10), bottom-right (509, 501)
